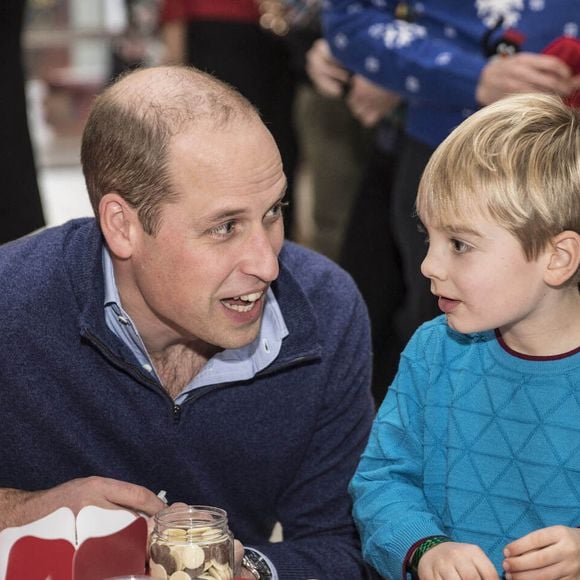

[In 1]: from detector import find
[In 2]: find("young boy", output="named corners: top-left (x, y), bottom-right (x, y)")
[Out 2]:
top-left (350, 92), bottom-right (580, 580)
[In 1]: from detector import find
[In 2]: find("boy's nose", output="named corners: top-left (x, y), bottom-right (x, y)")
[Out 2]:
top-left (421, 247), bottom-right (446, 281)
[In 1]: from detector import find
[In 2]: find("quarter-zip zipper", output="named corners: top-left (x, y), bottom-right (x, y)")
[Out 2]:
top-left (83, 329), bottom-right (321, 423)
top-left (82, 329), bottom-right (168, 396)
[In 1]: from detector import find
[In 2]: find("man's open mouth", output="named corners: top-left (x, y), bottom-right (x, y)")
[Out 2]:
top-left (221, 291), bottom-right (264, 313)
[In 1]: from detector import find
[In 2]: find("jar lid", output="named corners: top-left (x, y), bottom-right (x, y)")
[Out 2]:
top-left (154, 505), bottom-right (228, 528)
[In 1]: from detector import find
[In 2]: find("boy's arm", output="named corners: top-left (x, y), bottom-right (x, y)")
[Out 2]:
top-left (351, 329), bottom-right (500, 579)
top-left (350, 335), bottom-right (449, 578)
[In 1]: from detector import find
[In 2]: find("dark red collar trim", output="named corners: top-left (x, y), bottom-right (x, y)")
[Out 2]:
top-left (495, 329), bottom-right (580, 360)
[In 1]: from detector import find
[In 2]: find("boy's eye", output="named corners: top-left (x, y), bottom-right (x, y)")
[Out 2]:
top-left (417, 223), bottom-right (430, 244)
top-left (451, 239), bottom-right (470, 253)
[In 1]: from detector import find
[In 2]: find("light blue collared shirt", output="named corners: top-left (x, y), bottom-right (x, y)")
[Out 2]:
top-left (102, 248), bottom-right (284, 577)
top-left (102, 247), bottom-right (289, 405)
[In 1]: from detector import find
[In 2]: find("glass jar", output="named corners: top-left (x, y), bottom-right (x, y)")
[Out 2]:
top-left (148, 505), bottom-right (234, 580)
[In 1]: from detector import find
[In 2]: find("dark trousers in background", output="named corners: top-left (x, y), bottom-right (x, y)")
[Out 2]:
top-left (186, 20), bottom-right (298, 237)
top-left (391, 135), bottom-right (439, 342)
top-left (293, 84), bottom-right (373, 262)
top-left (341, 131), bottom-right (438, 406)
top-left (340, 130), bottom-right (403, 406)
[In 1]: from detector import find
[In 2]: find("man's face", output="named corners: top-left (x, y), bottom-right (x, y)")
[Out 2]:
top-left (122, 117), bottom-right (286, 352)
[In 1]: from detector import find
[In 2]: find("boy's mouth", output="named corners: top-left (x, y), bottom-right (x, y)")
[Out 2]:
top-left (438, 296), bottom-right (460, 313)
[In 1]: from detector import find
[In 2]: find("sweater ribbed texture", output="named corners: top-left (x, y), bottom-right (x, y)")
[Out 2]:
top-left (0, 219), bottom-right (375, 579)
top-left (351, 316), bottom-right (580, 578)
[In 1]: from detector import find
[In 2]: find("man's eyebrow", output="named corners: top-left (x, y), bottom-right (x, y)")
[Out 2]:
top-left (204, 206), bottom-right (249, 223)
top-left (198, 186), bottom-right (288, 227)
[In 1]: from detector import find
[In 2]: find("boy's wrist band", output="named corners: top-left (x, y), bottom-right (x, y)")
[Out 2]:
top-left (409, 535), bottom-right (452, 575)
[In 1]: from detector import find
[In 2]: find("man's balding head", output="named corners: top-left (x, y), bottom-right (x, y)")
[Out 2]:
top-left (81, 66), bottom-right (259, 234)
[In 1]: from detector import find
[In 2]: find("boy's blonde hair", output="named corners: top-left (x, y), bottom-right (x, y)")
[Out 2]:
top-left (417, 93), bottom-right (580, 260)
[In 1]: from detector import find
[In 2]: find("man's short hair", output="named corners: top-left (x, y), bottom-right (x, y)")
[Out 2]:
top-left (81, 66), bottom-right (258, 235)
top-left (417, 92), bottom-right (580, 260)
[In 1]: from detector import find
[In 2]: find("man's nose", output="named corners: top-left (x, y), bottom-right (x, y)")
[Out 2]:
top-left (241, 227), bottom-right (281, 282)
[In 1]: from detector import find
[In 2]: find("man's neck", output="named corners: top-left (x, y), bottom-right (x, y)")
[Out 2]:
top-left (149, 342), bottom-right (222, 399)
top-left (110, 256), bottom-right (224, 397)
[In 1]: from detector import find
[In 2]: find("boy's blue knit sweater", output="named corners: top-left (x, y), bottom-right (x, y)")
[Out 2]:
top-left (350, 316), bottom-right (580, 578)
top-left (0, 219), bottom-right (375, 579)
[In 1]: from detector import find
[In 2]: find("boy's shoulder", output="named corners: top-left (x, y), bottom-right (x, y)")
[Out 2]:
top-left (405, 315), bottom-right (494, 359)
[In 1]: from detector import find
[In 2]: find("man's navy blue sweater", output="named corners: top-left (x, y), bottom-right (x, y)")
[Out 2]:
top-left (0, 219), bottom-right (375, 579)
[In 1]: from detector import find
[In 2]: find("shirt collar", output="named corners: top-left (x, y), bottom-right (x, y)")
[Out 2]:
top-left (102, 246), bottom-right (289, 402)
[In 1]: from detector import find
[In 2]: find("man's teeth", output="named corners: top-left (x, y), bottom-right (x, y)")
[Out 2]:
top-left (223, 291), bottom-right (263, 313)
top-left (239, 292), bottom-right (263, 302)
top-left (224, 303), bottom-right (253, 312)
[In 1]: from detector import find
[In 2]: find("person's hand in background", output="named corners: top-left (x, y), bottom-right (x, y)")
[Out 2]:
top-left (476, 52), bottom-right (577, 105)
top-left (306, 38), bottom-right (351, 98)
top-left (347, 75), bottom-right (401, 127)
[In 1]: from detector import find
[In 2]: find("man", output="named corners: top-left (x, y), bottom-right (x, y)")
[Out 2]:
top-left (0, 66), bottom-right (374, 579)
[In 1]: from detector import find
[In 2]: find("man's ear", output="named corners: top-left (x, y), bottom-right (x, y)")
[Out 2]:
top-left (544, 230), bottom-right (580, 287)
top-left (98, 193), bottom-right (139, 259)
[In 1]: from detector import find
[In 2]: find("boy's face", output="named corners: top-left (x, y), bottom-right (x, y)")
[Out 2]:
top-left (420, 214), bottom-right (550, 336)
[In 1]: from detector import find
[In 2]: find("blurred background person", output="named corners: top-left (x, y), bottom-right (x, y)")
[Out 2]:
top-left (159, 0), bottom-right (299, 237)
top-left (289, 8), bottom-right (375, 262)
top-left (338, 90), bottom-right (405, 406)
top-left (324, 0), bottom-right (580, 401)
top-left (303, 35), bottom-right (405, 405)
top-left (1, 0), bottom-right (46, 244)
top-left (110, 0), bottom-right (162, 78)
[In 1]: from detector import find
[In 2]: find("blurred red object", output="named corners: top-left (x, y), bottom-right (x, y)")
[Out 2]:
top-left (542, 36), bottom-right (580, 107)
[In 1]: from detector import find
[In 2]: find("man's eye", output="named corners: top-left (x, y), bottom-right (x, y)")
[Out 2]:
top-left (266, 200), bottom-right (289, 219)
top-left (209, 221), bottom-right (236, 238)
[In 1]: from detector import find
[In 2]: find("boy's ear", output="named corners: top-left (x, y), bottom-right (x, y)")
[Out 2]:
top-left (98, 193), bottom-right (139, 259)
top-left (544, 230), bottom-right (580, 286)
